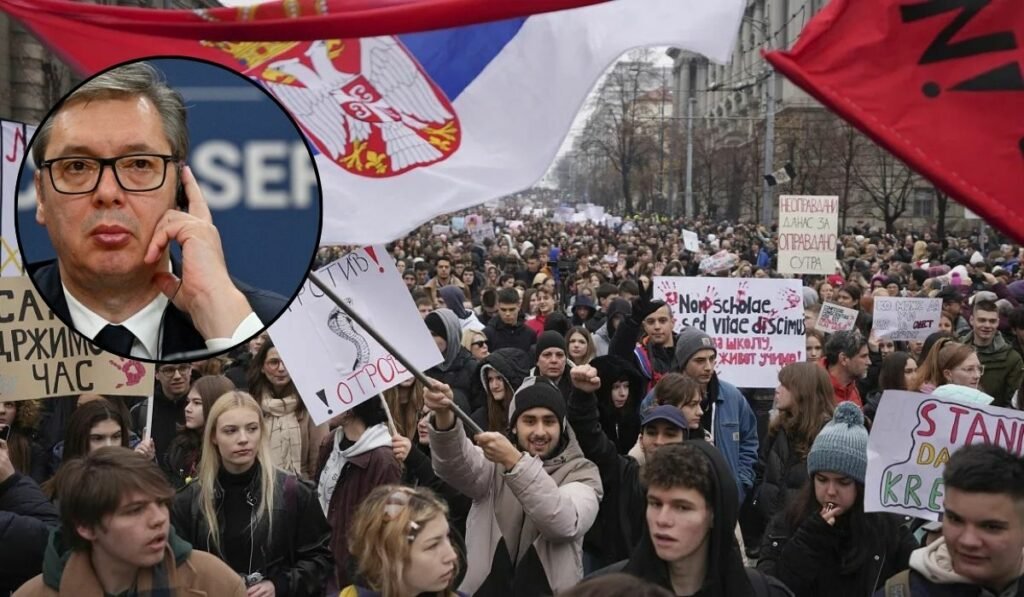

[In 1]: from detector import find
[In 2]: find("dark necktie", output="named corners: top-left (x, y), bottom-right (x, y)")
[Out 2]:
top-left (95, 324), bottom-right (137, 356)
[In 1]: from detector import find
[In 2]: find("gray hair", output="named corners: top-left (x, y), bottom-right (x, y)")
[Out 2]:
top-left (824, 330), bottom-right (867, 367)
top-left (32, 62), bottom-right (188, 166)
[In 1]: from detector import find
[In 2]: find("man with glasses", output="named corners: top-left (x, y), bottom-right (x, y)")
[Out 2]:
top-left (961, 300), bottom-right (1024, 408)
top-left (29, 61), bottom-right (285, 360)
top-left (130, 362), bottom-right (193, 473)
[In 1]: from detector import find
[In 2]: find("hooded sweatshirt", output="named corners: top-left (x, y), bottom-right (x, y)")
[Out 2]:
top-left (429, 417), bottom-right (603, 596)
top-left (593, 298), bottom-right (631, 357)
top-left (14, 526), bottom-right (246, 597)
top-left (879, 537), bottom-right (1024, 596)
top-left (426, 308), bottom-right (479, 413)
top-left (603, 441), bottom-right (788, 597)
top-left (591, 355), bottom-right (646, 456)
top-left (440, 286), bottom-right (485, 333)
top-left (469, 348), bottom-right (533, 432)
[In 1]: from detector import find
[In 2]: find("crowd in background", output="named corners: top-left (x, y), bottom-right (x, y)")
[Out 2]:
top-left (5, 205), bottom-right (1024, 597)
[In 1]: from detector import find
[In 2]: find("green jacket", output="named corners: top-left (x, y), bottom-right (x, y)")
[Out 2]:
top-left (962, 332), bottom-right (1024, 408)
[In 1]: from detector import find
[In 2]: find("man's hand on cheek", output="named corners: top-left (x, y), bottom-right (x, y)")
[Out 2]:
top-left (144, 165), bottom-right (252, 339)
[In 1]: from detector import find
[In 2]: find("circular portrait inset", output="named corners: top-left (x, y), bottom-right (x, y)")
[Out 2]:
top-left (16, 57), bottom-right (323, 363)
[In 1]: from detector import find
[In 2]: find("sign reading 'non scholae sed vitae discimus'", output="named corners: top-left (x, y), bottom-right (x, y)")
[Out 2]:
top-left (777, 195), bottom-right (838, 275)
top-left (653, 277), bottom-right (805, 388)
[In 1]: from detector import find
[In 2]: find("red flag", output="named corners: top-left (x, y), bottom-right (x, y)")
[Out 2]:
top-left (765, 0), bottom-right (1024, 242)
top-left (0, 0), bottom-right (612, 73)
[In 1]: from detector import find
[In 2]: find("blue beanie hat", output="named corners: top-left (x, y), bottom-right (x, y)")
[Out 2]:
top-left (807, 402), bottom-right (869, 484)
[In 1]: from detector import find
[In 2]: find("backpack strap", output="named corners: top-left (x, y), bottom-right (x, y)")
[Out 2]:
top-left (745, 568), bottom-right (773, 597)
top-left (884, 569), bottom-right (912, 597)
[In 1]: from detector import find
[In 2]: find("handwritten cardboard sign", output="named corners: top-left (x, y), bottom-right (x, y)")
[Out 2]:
top-left (0, 277), bottom-right (154, 401)
top-left (778, 195), bottom-right (839, 275)
top-left (815, 302), bottom-right (859, 334)
top-left (871, 297), bottom-right (942, 342)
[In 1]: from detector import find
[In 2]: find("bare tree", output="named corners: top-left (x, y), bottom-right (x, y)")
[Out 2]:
top-left (830, 121), bottom-right (864, 231)
top-left (853, 144), bottom-right (916, 233)
top-left (578, 50), bottom-right (663, 215)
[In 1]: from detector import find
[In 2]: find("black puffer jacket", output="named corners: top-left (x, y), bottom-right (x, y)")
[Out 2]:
top-left (0, 473), bottom-right (59, 593)
top-left (758, 506), bottom-right (916, 597)
top-left (425, 309), bottom-right (479, 414)
top-left (171, 466), bottom-right (333, 597)
top-left (567, 387), bottom-right (646, 567)
top-left (484, 314), bottom-right (537, 354)
top-left (752, 430), bottom-right (807, 537)
top-left (468, 348), bottom-right (533, 432)
top-left (591, 355), bottom-right (646, 455)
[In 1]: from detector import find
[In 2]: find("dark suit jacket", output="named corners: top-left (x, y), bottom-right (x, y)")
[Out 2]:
top-left (29, 258), bottom-right (287, 359)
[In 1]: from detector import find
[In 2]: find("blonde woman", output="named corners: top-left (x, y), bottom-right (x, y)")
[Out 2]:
top-left (460, 328), bottom-right (490, 361)
top-left (341, 485), bottom-right (464, 597)
top-left (171, 391), bottom-right (332, 597)
top-left (248, 340), bottom-right (328, 480)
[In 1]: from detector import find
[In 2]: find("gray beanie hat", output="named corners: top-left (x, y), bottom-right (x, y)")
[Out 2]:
top-left (807, 402), bottom-right (869, 484)
top-left (671, 327), bottom-right (718, 370)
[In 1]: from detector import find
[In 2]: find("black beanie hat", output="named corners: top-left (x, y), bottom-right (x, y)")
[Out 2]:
top-left (535, 330), bottom-right (566, 357)
top-left (508, 377), bottom-right (567, 427)
top-left (424, 312), bottom-right (446, 338)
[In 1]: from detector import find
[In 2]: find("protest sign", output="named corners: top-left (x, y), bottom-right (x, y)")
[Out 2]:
top-left (2, 120), bottom-right (34, 278)
top-left (871, 297), bottom-right (942, 342)
top-left (815, 302), bottom-right (859, 334)
top-left (866, 391), bottom-right (1024, 520)
top-left (653, 277), bottom-right (805, 388)
top-left (269, 246), bottom-right (442, 425)
top-left (450, 216), bottom-right (466, 231)
top-left (682, 229), bottom-right (700, 253)
top-left (431, 224), bottom-right (450, 236)
top-left (0, 277), bottom-right (154, 401)
top-left (777, 195), bottom-right (838, 275)
top-left (585, 204), bottom-right (605, 223)
top-left (698, 250), bottom-right (738, 274)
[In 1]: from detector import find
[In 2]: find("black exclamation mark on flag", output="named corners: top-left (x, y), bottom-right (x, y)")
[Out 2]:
top-left (316, 389), bottom-right (334, 415)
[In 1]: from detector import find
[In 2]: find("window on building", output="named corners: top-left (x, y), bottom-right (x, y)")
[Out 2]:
top-left (912, 188), bottom-right (935, 218)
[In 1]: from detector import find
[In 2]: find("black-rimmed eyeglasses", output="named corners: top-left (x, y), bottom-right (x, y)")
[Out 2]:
top-left (39, 154), bottom-right (178, 194)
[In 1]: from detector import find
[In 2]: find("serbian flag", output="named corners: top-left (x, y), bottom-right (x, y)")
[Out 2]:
top-left (0, 0), bottom-right (745, 244)
top-left (765, 0), bottom-right (1024, 243)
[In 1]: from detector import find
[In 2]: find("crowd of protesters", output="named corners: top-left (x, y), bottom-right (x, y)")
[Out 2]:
top-left (4, 205), bottom-right (1024, 597)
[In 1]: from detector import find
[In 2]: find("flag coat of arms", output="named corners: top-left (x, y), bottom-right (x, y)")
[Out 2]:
top-left (0, 0), bottom-right (745, 244)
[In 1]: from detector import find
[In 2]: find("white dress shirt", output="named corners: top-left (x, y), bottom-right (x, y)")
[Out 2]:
top-left (63, 285), bottom-right (262, 359)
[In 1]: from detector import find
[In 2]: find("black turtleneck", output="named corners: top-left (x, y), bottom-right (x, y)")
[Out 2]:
top-left (217, 464), bottom-right (259, 574)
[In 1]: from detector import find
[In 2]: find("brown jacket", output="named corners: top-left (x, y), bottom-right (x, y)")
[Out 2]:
top-left (315, 430), bottom-right (401, 588)
top-left (14, 543), bottom-right (245, 597)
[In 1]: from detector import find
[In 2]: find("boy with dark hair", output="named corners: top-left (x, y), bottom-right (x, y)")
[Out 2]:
top-left (962, 299), bottom-right (1023, 408)
top-left (824, 331), bottom-right (870, 407)
top-left (597, 443), bottom-right (790, 596)
top-left (880, 444), bottom-right (1024, 596)
top-left (15, 447), bottom-right (244, 596)
top-left (485, 287), bottom-right (536, 352)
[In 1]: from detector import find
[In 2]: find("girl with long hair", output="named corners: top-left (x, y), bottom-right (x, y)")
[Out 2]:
top-left (863, 352), bottom-right (917, 425)
top-left (467, 348), bottom-right (531, 433)
top-left (0, 400), bottom-right (46, 483)
top-left (383, 377), bottom-right (427, 442)
top-left (566, 326), bottom-right (597, 366)
top-left (805, 329), bottom-right (825, 362)
top-left (757, 403), bottom-right (916, 597)
top-left (46, 397), bottom-right (153, 494)
top-left (165, 374), bottom-right (235, 488)
top-left (249, 340), bottom-right (328, 480)
top-left (341, 485), bottom-right (464, 597)
top-left (752, 362), bottom-right (835, 540)
top-left (911, 338), bottom-right (983, 393)
top-left (171, 391), bottom-right (332, 597)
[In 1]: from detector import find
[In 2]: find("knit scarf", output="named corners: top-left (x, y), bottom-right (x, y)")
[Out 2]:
top-left (262, 394), bottom-right (303, 477)
top-left (317, 423), bottom-right (392, 514)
